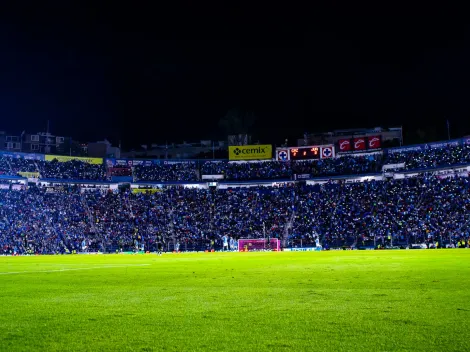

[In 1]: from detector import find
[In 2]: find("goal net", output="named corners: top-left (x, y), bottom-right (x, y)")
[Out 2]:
top-left (238, 238), bottom-right (280, 251)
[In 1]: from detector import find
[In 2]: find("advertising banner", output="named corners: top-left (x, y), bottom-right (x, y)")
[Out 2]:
top-left (385, 138), bottom-right (463, 154)
top-left (106, 158), bottom-right (197, 167)
top-left (162, 160), bottom-right (196, 165)
top-left (338, 139), bottom-right (352, 152)
top-left (295, 174), bottom-right (311, 180)
top-left (367, 136), bottom-right (381, 149)
top-left (345, 175), bottom-right (384, 183)
top-left (131, 188), bottom-right (162, 194)
top-left (393, 164), bottom-right (470, 179)
top-left (201, 175), bottom-right (225, 180)
top-left (382, 163), bottom-right (406, 171)
top-left (0, 151), bottom-right (44, 161)
top-left (306, 174), bottom-right (383, 185)
top-left (130, 160), bottom-right (155, 166)
top-left (106, 158), bottom-right (155, 167)
top-left (228, 145), bottom-right (272, 161)
top-left (353, 138), bottom-right (366, 151)
top-left (45, 155), bottom-right (103, 165)
top-left (18, 171), bottom-right (40, 179)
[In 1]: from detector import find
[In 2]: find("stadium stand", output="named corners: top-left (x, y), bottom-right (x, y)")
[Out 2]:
top-left (2, 140), bottom-right (470, 182)
top-left (10, 158), bottom-right (39, 173)
top-left (0, 157), bottom-right (11, 175)
top-left (39, 159), bottom-right (108, 181)
top-left (1, 138), bottom-right (470, 254)
top-left (133, 163), bottom-right (199, 182)
top-left (1, 174), bottom-right (470, 254)
top-left (383, 144), bottom-right (470, 170)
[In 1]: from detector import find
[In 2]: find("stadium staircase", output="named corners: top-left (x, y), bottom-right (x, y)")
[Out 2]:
top-left (131, 167), bottom-right (136, 182)
top-left (48, 215), bottom-right (69, 253)
top-left (34, 160), bottom-right (44, 178)
top-left (282, 211), bottom-right (295, 248)
top-left (6, 158), bottom-right (13, 175)
top-left (168, 208), bottom-right (176, 251)
top-left (80, 194), bottom-right (99, 237)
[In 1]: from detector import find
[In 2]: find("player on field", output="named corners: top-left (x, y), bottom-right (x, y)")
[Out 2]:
top-left (222, 235), bottom-right (229, 251)
top-left (315, 236), bottom-right (322, 250)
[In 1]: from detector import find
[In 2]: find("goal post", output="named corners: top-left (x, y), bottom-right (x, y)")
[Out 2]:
top-left (238, 238), bottom-right (281, 252)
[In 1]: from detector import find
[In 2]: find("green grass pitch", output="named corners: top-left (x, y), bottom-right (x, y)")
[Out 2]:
top-left (1, 250), bottom-right (470, 351)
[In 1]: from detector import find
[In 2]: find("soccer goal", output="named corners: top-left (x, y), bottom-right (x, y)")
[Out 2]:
top-left (238, 238), bottom-right (281, 252)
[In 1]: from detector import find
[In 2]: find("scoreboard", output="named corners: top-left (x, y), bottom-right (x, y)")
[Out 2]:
top-left (290, 147), bottom-right (320, 160)
top-left (276, 144), bottom-right (335, 161)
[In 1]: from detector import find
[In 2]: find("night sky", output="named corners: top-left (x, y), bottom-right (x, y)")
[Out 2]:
top-left (1, 4), bottom-right (469, 149)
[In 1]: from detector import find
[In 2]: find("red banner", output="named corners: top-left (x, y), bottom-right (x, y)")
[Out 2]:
top-left (353, 138), bottom-right (366, 151)
top-left (338, 139), bottom-right (351, 152)
top-left (367, 136), bottom-right (381, 149)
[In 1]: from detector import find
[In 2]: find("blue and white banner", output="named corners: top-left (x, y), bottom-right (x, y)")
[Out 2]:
top-left (393, 164), bottom-right (470, 179)
top-left (385, 138), bottom-right (463, 154)
top-left (0, 151), bottom-right (44, 160)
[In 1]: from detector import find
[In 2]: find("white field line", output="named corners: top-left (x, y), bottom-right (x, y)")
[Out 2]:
top-left (0, 264), bottom-right (150, 275)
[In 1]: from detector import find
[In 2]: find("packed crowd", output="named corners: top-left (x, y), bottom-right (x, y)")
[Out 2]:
top-left (0, 157), bottom-right (38, 176)
top-left (289, 176), bottom-right (470, 249)
top-left (10, 158), bottom-right (38, 173)
top-left (0, 158), bottom-right (10, 175)
top-left (383, 144), bottom-right (470, 170)
top-left (292, 154), bottom-right (381, 176)
top-left (200, 155), bottom-right (381, 181)
top-left (133, 163), bottom-right (199, 182)
top-left (201, 161), bottom-right (292, 180)
top-left (1, 142), bottom-right (470, 182)
top-left (39, 159), bottom-right (108, 181)
top-left (0, 186), bottom-right (95, 254)
top-left (108, 165), bottom-right (133, 177)
top-left (1, 174), bottom-right (470, 254)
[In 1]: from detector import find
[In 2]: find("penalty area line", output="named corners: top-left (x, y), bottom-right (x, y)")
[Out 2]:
top-left (0, 264), bottom-right (151, 275)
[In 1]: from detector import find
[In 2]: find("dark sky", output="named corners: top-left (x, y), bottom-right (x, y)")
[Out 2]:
top-left (1, 4), bottom-right (469, 149)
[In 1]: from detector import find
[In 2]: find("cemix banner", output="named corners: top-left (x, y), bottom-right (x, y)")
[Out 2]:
top-left (228, 145), bottom-right (272, 161)
top-left (131, 188), bottom-right (162, 194)
top-left (45, 155), bottom-right (103, 165)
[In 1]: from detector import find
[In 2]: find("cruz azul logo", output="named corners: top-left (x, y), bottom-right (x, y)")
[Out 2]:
top-left (367, 136), bottom-right (381, 149)
top-left (321, 147), bottom-right (333, 158)
top-left (277, 150), bottom-right (288, 161)
top-left (353, 138), bottom-right (366, 151)
top-left (338, 139), bottom-right (351, 151)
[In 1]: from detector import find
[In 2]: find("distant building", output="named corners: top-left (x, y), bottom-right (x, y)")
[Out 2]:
top-left (3, 132), bottom-right (23, 152)
top-left (21, 132), bottom-right (70, 155)
top-left (87, 139), bottom-right (120, 158)
top-left (0, 131), bottom-right (7, 151)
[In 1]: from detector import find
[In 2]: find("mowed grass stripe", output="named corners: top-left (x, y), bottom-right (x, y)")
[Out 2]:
top-left (0, 250), bottom-right (469, 351)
